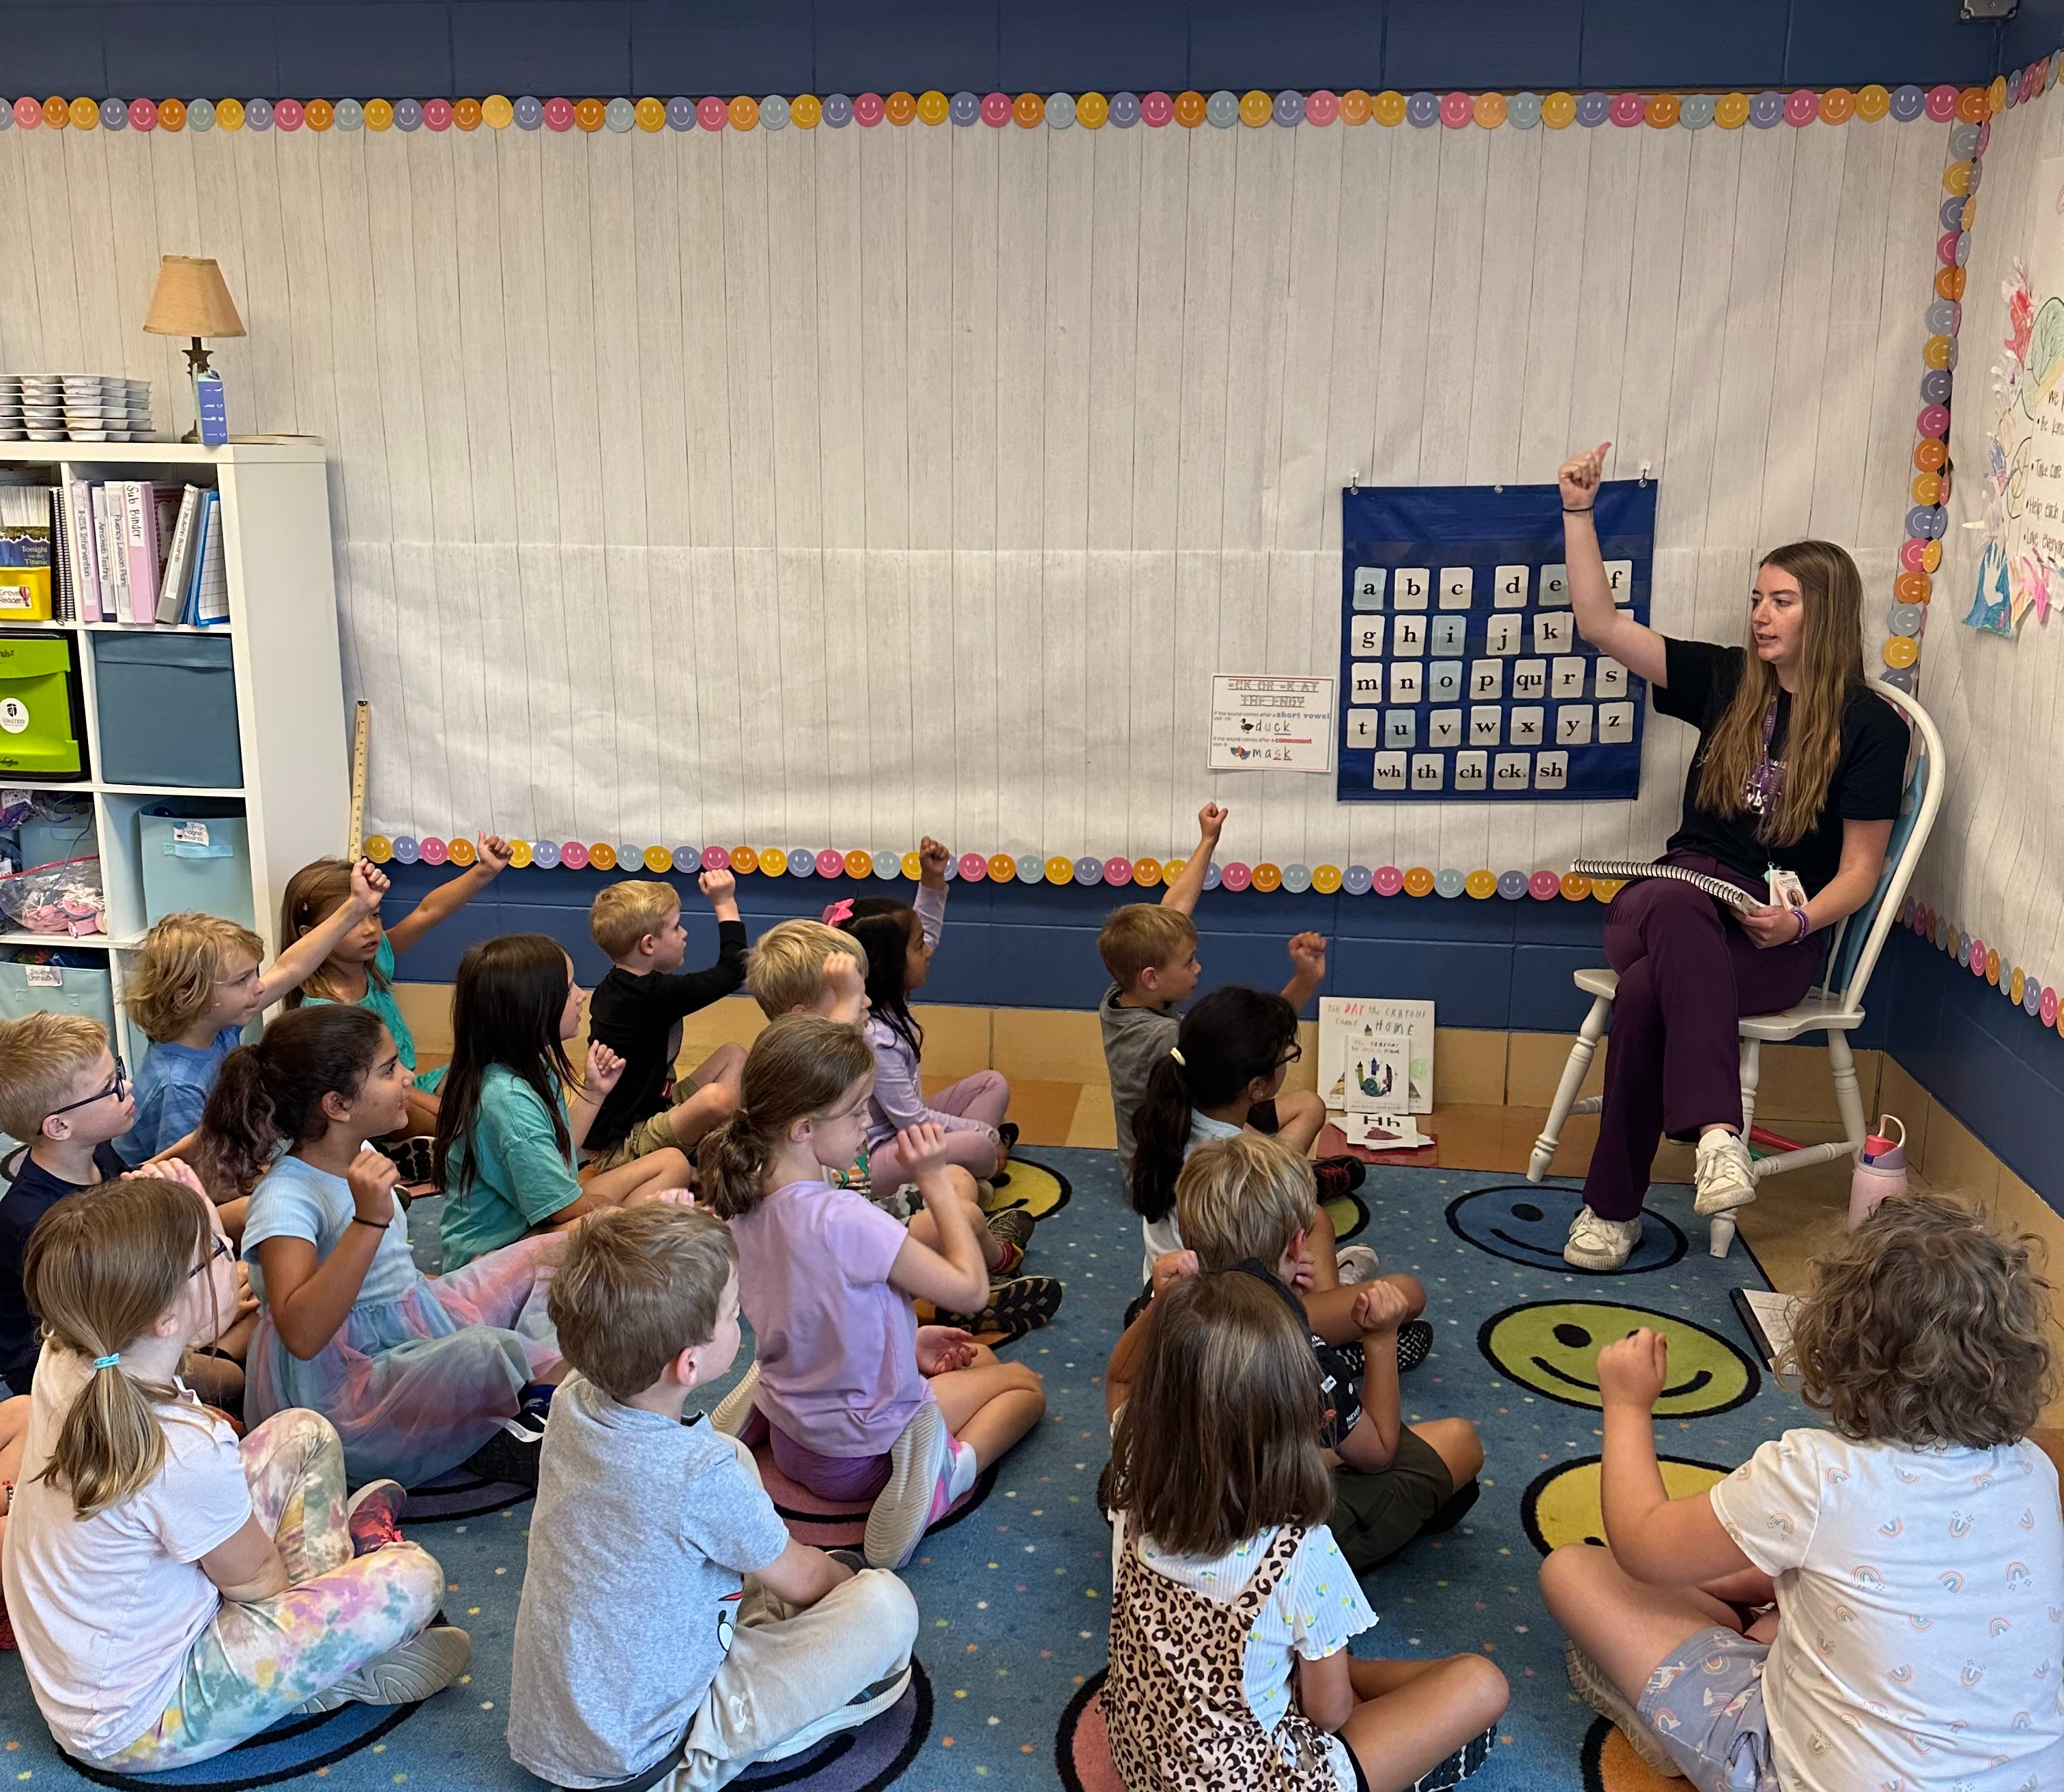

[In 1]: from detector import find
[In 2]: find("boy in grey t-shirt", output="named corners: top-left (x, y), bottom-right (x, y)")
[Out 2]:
top-left (508, 1206), bottom-right (917, 1791)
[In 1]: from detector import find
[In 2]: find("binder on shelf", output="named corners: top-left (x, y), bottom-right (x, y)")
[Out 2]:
top-left (66, 481), bottom-right (101, 621)
top-left (156, 487), bottom-right (204, 624)
top-left (46, 488), bottom-right (72, 623)
top-left (120, 481), bottom-right (160, 623)
top-left (90, 487), bottom-right (124, 622)
top-left (190, 493), bottom-right (227, 626)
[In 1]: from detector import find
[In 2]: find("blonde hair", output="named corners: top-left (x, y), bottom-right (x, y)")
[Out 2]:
top-left (698, 1015), bottom-right (875, 1219)
top-left (1789, 1191), bottom-right (2056, 1449)
top-left (1176, 1133), bottom-right (1317, 1272)
top-left (1693, 541), bottom-right (1874, 849)
top-left (279, 858), bottom-right (383, 1006)
top-left (23, 1178), bottom-right (219, 1520)
top-left (548, 1204), bottom-right (738, 1401)
top-left (746, 919), bottom-right (863, 1019)
top-left (1098, 905), bottom-right (1198, 991)
top-left (590, 880), bottom-right (681, 961)
top-left (124, 912), bottom-right (265, 1042)
top-left (0, 1012), bottom-right (109, 1142)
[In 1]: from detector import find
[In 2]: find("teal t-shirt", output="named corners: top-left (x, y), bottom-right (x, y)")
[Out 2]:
top-left (303, 934), bottom-right (444, 1092)
top-left (438, 1065), bottom-right (580, 1270)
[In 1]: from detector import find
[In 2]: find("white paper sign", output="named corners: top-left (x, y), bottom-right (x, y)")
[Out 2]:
top-left (1208, 676), bottom-right (1335, 773)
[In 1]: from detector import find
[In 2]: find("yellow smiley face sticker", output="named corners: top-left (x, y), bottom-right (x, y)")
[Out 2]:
top-left (1478, 1300), bottom-right (1760, 1416)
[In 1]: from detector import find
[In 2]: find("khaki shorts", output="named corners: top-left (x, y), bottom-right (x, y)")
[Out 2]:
top-left (584, 1109), bottom-right (678, 1174)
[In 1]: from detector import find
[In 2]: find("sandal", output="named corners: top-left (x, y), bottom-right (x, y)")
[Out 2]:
top-left (936, 1275), bottom-right (1063, 1342)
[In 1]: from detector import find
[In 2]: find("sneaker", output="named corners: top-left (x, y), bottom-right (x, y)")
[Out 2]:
top-left (935, 1274), bottom-right (1064, 1342)
top-left (377, 1135), bottom-right (440, 1188)
top-left (707, 1361), bottom-right (762, 1438)
top-left (1405, 1721), bottom-right (1498, 1790)
top-left (1334, 1244), bottom-right (1381, 1285)
top-left (291, 1625), bottom-right (471, 1713)
top-left (863, 1400), bottom-right (951, 1568)
top-left (995, 1122), bottom-right (1020, 1152)
top-left (461, 1423), bottom-right (541, 1489)
top-left (985, 1206), bottom-right (1035, 1251)
top-left (343, 1479), bottom-right (407, 1556)
top-left (1693, 1129), bottom-right (1758, 1217)
top-left (1394, 1318), bottom-right (1434, 1374)
top-left (759, 1664), bottom-right (914, 1763)
top-left (1564, 1207), bottom-right (1644, 1271)
top-left (1313, 1156), bottom-right (1366, 1201)
top-left (1564, 1641), bottom-right (1684, 1778)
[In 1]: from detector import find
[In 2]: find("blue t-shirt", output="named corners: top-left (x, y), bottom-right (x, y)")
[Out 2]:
top-left (440, 1066), bottom-right (580, 1271)
top-left (241, 1152), bottom-right (418, 1311)
top-left (0, 1141), bottom-right (127, 1390)
top-left (121, 1027), bottom-right (245, 1166)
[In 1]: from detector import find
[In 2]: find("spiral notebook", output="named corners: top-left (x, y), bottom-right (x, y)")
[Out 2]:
top-left (1568, 858), bottom-right (1758, 912)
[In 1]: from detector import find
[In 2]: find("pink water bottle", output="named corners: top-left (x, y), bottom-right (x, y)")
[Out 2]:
top-left (1848, 1114), bottom-right (1908, 1229)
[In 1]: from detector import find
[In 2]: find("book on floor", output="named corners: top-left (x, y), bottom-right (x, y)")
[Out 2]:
top-left (1318, 997), bottom-right (1435, 1115)
top-left (1730, 1287), bottom-right (1798, 1374)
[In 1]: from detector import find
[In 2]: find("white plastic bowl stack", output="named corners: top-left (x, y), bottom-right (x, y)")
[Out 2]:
top-left (0, 376), bottom-right (20, 441)
top-left (122, 378), bottom-right (152, 441)
top-left (62, 373), bottom-right (112, 442)
top-left (20, 375), bottom-right (63, 441)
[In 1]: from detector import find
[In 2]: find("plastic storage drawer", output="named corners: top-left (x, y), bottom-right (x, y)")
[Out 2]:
top-left (92, 634), bottom-right (242, 789)
top-left (0, 636), bottom-right (85, 779)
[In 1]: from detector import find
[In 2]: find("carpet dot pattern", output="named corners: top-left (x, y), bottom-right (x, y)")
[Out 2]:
top-left (0, 1150), bottom-right (1807, 1789)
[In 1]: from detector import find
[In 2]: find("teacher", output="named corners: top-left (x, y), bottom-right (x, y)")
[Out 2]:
top-left (1557, 443), bottom-right (1907, 1271)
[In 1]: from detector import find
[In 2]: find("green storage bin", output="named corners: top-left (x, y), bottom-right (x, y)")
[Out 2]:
top-left (0, 636), bottom-right (85, 780)
top-left (0, 957), bottom-right (115, 1036)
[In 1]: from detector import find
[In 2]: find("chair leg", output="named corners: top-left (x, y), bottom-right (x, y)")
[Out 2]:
top-left (1528, 995), bottom-right (1613, 1184)
top-left (1710, 1039), bottom-right (1762, 1260)
top-left (1827, 1032), bottom-right (1867, 1159)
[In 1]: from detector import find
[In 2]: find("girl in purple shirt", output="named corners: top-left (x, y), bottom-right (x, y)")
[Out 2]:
top-left (702, 1016), bottom-right (1047, 1571)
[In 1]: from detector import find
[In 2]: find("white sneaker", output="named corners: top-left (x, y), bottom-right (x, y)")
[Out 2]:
top-left (291, 1625), bottom-right (471, 1713)
top-left (1334, 1245), bottom-right (1382, 1285)
top-left (1693, 1130), bottom-right (1758, 1217)
top-left (1564, 1207), bottom-right (1643, 1271)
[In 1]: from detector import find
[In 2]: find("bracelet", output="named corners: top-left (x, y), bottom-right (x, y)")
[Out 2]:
top-left (350, 1214), bottom-right (390, 1230)
top-left (1794, 906), bottom-right (1811, 941)
top-left (1562, 507), bottom-right (1594, 516)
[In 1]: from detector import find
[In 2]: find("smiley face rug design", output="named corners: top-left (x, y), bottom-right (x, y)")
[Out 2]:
top-left (1478, 1300), bottom-right (1760, 1417)
top-left (1519, 1453), bottom-right (1733, 1556)
top-left (1446, 1184), bottom-right (1685, 1274)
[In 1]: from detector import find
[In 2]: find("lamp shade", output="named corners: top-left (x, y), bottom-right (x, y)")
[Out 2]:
top-left (143, 256), bottom-right (245, 339)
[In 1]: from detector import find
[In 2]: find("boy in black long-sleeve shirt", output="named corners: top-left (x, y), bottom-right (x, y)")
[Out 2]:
top-left (584, 870), bottom-right (749, 1167)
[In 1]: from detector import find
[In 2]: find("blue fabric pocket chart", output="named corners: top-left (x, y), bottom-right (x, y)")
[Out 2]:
top-left (1336, 479), bottom-right (1657, 803)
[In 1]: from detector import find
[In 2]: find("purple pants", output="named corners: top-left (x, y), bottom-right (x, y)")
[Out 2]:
top-left (1582, 855), bottom-right (1824, 1222)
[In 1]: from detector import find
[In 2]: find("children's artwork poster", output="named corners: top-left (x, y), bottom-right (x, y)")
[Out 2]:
top-left (1973, 160), bottom-right (2064, 638)
top-left (1207, 676), bottom-right (1335, 773)
top-left (1336, 481), bottom-right (1656, 801)
top-left (1317, 997), bottom-right (1435, 1115)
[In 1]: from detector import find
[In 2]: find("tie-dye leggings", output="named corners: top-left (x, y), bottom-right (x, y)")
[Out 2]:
top-left (92, 1409), bottom-right (446, 1772)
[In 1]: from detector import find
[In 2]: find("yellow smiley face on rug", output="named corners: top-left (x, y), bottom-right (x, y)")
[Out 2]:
top-left (1478, 1300), bottom-right (1759, 1417)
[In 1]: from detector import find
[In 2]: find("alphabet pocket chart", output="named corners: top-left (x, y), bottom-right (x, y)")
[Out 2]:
top-left (1336, 480), bottom-right (1657, 803)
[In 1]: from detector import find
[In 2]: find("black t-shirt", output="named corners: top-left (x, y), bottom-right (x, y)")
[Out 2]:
top-left (0, 1140), bottom-right (126, 1391)
top-left (1234, 1260), bottom-right (1365, 1452)
top-left (585, 919), bottom-right (749, 1151)
top-left (1655, 638), bottom-right (1908, 897)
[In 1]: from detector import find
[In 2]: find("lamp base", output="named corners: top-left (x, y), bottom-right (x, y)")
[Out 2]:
top-left (184, 339), bottom-right (214, 444)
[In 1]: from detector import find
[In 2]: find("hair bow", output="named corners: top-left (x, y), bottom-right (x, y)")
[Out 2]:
top-left (821, 899), bottom-right (855, 927)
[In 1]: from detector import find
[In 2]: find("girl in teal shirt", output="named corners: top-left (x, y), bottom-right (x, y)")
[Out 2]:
top-left (429, 935), bottom-right (693, 1270)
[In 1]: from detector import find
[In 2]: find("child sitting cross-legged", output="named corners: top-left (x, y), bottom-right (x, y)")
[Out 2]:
top-left (580, 870), bottom-right (747, 1172)
top-left (747, 917), bottom-right (1057, 1334)
top-left (3, 1176), bottom-right (466, 1773)
top-left (120, 857), bottom-right (389, 1169)
top-left (0, 1014), bottom-right (253, 1410)
top-left (431, 934), bottom-right (693, 1274)
top-left (508, 1204), bottom-right (919, 1791)
top-left (702, 1016), bottom-right (1048, 1569)
top-left (1540, 1191), bottom-right (2064, 1791)
top-left (203, 1005), bottom-right (564, 1490)
top-left (1099, 1269), bottom-right (1508, 1792)
top-left (1108, 1135), bottom-right (1482, 1576)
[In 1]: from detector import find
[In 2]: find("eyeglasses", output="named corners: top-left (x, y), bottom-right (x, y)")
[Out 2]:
top-left (1276, 1042), bottom-right (1304, 1068)
top-left (47, 1054), bottom-right (128, 1119)
top-left (188, 1236), bottom-right (232, 1280)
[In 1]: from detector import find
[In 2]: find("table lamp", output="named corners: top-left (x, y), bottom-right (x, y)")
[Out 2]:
top-left (143, 256), bottom-right (245, 441)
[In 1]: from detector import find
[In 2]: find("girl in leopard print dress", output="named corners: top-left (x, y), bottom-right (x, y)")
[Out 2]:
top-left (1098, 1272), bottom-right (1506, 1792)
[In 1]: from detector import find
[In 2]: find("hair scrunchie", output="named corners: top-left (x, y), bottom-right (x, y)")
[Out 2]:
top-left (821, 899), bottom-right (854, 927)
top-left (91, 1354), bottom-right (120, 1371)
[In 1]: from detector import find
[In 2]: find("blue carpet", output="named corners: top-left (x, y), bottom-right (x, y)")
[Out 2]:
top-left (0, 1150), bottom-right (1809, 1791)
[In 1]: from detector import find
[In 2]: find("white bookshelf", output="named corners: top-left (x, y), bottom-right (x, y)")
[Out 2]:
top-left (0, 441), bottom-right (347, 1066)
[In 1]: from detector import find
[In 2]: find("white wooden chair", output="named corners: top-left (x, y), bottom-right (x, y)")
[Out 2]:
top-left (1524, 683), bottom-right (1944, 1258)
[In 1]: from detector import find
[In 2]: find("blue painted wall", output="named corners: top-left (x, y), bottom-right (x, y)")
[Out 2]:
top-left (4, 0), bottom-right (2033, 103)
top-left (374, 857), bottom-right (1895, 1051)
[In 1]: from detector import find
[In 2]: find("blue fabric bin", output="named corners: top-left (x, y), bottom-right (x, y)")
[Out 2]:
top-left (92, 635), bottom-right (242, 789)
